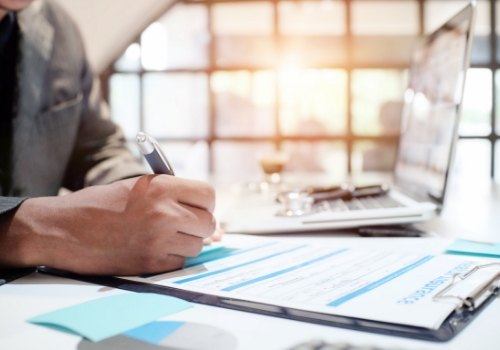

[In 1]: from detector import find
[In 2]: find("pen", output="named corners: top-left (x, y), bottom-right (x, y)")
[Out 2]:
top-left (136, 131), bottom-right (175, 175)
top-left (137, 131), bottom-right (219, 246)
top-left (357, 225), bottom-right (425, 237)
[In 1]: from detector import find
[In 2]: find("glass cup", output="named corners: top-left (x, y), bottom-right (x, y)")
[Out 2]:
top-left (258, 152), bottom-right (289, 190)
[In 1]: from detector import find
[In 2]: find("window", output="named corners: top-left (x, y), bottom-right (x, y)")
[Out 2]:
top-left (108, 0), bottom-right (497, 182)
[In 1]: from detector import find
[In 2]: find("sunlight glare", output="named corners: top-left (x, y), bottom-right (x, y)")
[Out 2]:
top-left (142, 22), bottom-right (169, 70)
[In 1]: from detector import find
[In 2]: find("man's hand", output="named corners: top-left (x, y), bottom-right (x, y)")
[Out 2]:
top-left (0, 175), bottom-right (216, 275)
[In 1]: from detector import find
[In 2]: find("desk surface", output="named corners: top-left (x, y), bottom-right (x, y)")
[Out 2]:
top-left (2, 176), bottom-right (500, 350)
top-left (420, 177), bottom-right (500, 242)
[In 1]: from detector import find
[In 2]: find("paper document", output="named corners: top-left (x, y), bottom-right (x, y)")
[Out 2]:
top-left (125, 239), bottom-right (497, 330)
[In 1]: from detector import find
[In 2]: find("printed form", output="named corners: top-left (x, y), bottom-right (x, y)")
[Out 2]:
top-left (132, 240), bottom-right (496, 330)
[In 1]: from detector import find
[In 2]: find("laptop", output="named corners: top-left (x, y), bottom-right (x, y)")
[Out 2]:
top-left (221, 2), bottom-right (476, 234)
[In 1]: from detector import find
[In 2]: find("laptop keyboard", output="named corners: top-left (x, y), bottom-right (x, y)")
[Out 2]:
top-left (320, 195), bottom-right (405, 212)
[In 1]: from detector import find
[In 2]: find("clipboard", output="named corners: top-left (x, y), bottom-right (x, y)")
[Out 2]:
top-left (39, 261), bottom-right (500, 343)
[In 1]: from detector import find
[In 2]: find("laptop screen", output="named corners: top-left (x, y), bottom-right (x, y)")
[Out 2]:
top-left (394, 2), bottom-right (476, 205)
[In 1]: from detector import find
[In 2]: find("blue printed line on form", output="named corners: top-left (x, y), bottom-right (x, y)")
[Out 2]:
top-left (327, 255), bottom-right (434, 307)
top-left (219, 241), bottom-right (279, 257)
top-left (184, 242), bottom-right (279, 268)
top-left (174, 244), bottom-right (308, 284)
top-left (222, 249), bottom-right (349, 292)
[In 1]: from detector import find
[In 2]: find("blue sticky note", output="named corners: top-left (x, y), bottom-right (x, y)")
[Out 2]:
top-left (184, 244), bottom-right (237, 268)
top-left (446, 239), bottom-right (500, 258)
top-left (28, 293), bottom-right (192, 342)
top-left (124, 321), bottom-right (184, 345)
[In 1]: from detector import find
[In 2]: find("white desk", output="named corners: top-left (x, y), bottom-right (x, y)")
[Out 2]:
top-left (2, 177), bottom-right (500, 350)
top-left (420, 177), bottom-right (500, 242)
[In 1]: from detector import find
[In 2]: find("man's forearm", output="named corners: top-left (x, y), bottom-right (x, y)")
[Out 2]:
top-left (1, 176), bottom-right (216, 276)
top-left (0, 199), bottom-right (39, 268)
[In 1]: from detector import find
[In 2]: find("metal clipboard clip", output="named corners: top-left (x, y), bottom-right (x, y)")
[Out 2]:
top-left (433, 262), bottom-right (500, 312)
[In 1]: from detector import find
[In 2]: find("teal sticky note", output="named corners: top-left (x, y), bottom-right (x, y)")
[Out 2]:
top-left (446, 239), bottom-right (500, 258)
top-left (28, 293), bottom-right (192, 342)
top-left (184, 244), bottom-right (237, 267)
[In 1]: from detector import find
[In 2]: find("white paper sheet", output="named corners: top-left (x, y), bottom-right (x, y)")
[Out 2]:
top-left (127, 239), bottom-right (496, 330)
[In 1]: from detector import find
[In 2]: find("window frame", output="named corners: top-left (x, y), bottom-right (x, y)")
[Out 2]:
top-left (104, 0), bottom-right (499, 178)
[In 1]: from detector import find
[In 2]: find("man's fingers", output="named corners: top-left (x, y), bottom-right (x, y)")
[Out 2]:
top-left (165, 176), bottom-right (216, 212)
top-left (159, 231), bottom-right (204, 258)
top-left (173, 202), bottom-right (217, 239)
top-left (211, 225), bottom-right (224, 242)
top-left (146, 254), bottom-right (186, 275)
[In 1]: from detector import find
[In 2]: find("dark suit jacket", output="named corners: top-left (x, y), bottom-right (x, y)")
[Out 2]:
top-left (0, 0), bottom-right (146, 215)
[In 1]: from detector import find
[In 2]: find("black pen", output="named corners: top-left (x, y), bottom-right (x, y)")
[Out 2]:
top-left (358, 226), bottom-right (425, 237)
top-left (136, 132), bottom-right (175, 175)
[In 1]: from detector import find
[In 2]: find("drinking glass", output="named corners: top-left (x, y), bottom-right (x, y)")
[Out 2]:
top-left (258, 152), bottom-right (289, 190)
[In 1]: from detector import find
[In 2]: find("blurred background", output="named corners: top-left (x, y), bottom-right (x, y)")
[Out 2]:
top-left (54, 0), bottom-right (496, 185)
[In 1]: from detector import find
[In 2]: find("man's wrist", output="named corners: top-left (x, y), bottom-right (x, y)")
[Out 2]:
top-left (0, 198), bottom-right (47, 268)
